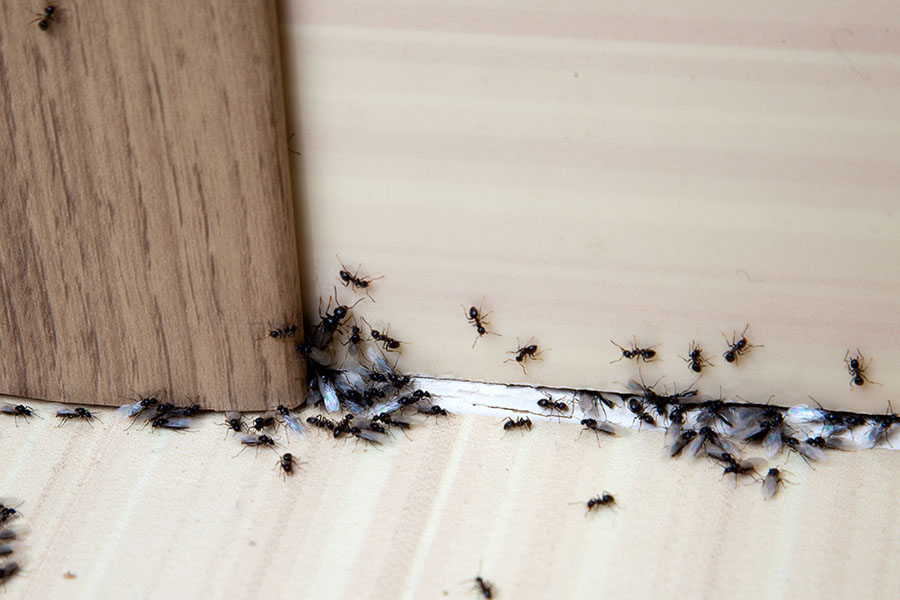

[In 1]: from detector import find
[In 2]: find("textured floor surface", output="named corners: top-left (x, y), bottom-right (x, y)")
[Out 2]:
top-left (1, 396), bottom-right (899, 599)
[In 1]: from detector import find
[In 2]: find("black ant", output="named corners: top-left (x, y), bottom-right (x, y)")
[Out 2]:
top-left (472, 575), bottom-right (494, 599)
top-left (343, 324), bottom-right (363, 347)
top-left (578, 418), bottom-right (617, 446)
top-left (502, 416), bottom-right (533, 432)
top-left (56, 406), bottom-right (100, 426)
top-left (220, 412), bottom-right (245, 438)
top-left (32, 4), bottom-right (60, 30)
top-left (267, 324), bottom-right (298, 340)
top-left (610, 339), bottom-right (658, 364)
top-left (362, 317), bottom-right (403, 351)
top-left (236, 434), bottom-right (277, 457)
top-left (845, 349), bottom-right (879, 388)
top-left (682, 341), bottom-right (713, 373)
top-left (668, 428), bottom-right (698, 457)
top-left (0, 561), bottom-right (19, 582)
top-left (504, 338), bottom-right (544, 373)
top-left (315, 290), bottom-right (363, 345)
top-left (337, 255), bottom-right (382, 301)
top-left (722, 324), bottom-right (761, 364)
top-left (537, 392), bottom-right (569, 416)
top-left (463, 298), bottom-right (498, 347)
top-left (277, 453), bottom-right (297, 478)
top-left (572, 492), bottom-right (616, 515)
top-left (0, 403), bottom-right (38, 425)
top-left (419, 405), bottom-right (451, 418)
top-left (307, 414), bottom-right (336, 431)
top-left (252, 415), bottom-right (277, 431)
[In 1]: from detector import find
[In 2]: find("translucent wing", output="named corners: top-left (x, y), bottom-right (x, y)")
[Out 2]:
top-left (764, 429), bottom-right (783, 457)
top-left (761, 471), bottom-right (780, 500)
top-left (282, 413), bottom-right (306, 436)
top-left (318, 375), bottom-right (340, 413)
top-left (114, 401), bottom-right (143, 419)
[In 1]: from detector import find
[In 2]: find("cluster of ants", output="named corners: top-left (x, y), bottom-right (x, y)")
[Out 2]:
top-left (610, 327), bottom-right (877, 390)
top-left (505, 375), bottom-right (900, 500)
top-left (0, 499), bottom-right (24, 588)
top-left (272, 260), bottom-right (454, 452)
top-left (610, 325), bottom-right (761, 372)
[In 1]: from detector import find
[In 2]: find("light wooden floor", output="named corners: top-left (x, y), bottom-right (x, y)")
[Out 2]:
top-left (1, 398), bottom-right (898, 599)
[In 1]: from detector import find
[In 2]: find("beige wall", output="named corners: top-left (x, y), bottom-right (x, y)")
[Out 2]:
top-left (281, 0), bottom-right (900, 413)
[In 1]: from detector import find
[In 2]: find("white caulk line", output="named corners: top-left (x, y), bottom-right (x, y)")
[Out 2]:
top-left (400, 415), bottom-right (477, 600)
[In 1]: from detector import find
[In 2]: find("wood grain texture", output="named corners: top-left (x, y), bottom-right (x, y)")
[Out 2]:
top-left (1, 396), bottom-right (899, 599)
top-left (0, 0), bottom-right (303, 410)
top-left (280, 0), bottom-right (900, 414)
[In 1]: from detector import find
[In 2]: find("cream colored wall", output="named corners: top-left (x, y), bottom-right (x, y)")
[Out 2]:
top-left (281, 0), bottom-right (900, 413)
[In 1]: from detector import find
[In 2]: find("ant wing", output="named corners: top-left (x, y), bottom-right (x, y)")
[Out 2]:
top-left (0, 403), bottom-right (21, 416)
top-left (823, 435), bottom-right (857, 452)
top-left (53, 405), bottom-right (79, 418)
top-left (741, 457), bottom-right (768, 473)
top-left (364, 344), bottom-right (394, 375)
top-left (161, 417), bottom-right (193, 429)
top-left (241, 434), bottom-right (263, 445)
top-left (786, 405), bottom-right (825, 428)
top-left (761, 473), bottom-right (781, 500)
top-left (281, 413), bottom-right (306, 436)
top-left (317, 375), bottom-right (341, 413)
top-left (575, 392), bottom-right (600, 419)
top-left (114, 401), bottom-right (145, 419)
top-left (798, 442), bottom-right (826, 463)
top-left (763, 429), bottom-right (783, 458)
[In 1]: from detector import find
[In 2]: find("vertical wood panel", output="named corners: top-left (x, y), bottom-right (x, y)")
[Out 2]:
top-left (0, 0), bottom-right (302, 410)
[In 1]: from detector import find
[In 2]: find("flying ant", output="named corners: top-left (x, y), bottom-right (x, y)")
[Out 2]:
top-left (504, 338), bottom-right (544, 373)
top-left (362, 317), bottom-right (403, 352)
top-left (0, 403), bottom-right (39, 425)
top-left (276, 405), bottom-right (305, 436)
top-left (236, 434), bottom-right (277, 457)
top-left (502, 416), bottom-right (533, 432)
top-left (761, 467), bottom-right (788, 500)
top-left (150, 416), bottom-right (192, 430)
top-left (682, 341), bottom-right (713, 373)
top-left (781, 434), bottom-right (824, 465)
top-left (32, 4), bottom-right (60, 30)
top-left (715, 453), bottom-right (765, 484)
top-left (722, 324), bottom-right (761, 364)
top-left (251, 415), bottom-right (277, 431)
top-left (56, 406), bottom-right (101, 426)
top-left (844, 349), bottom-right (879, 388)
top-left (314, 289), bottom-right (363, 348)
top-left (419, 405), bottom-right (451, 419)
top-left (337, 255), bottom-right (382, 301)
top-left (578, 418), bottom-right (617, 446)
top-left (463, 298), bottom-right (499, 347)
top-left (667, 428), bottom-right (698, 458)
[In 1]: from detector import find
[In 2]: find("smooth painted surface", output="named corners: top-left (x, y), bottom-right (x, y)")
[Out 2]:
top-left (279, 0), bottom-right (900, 413)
